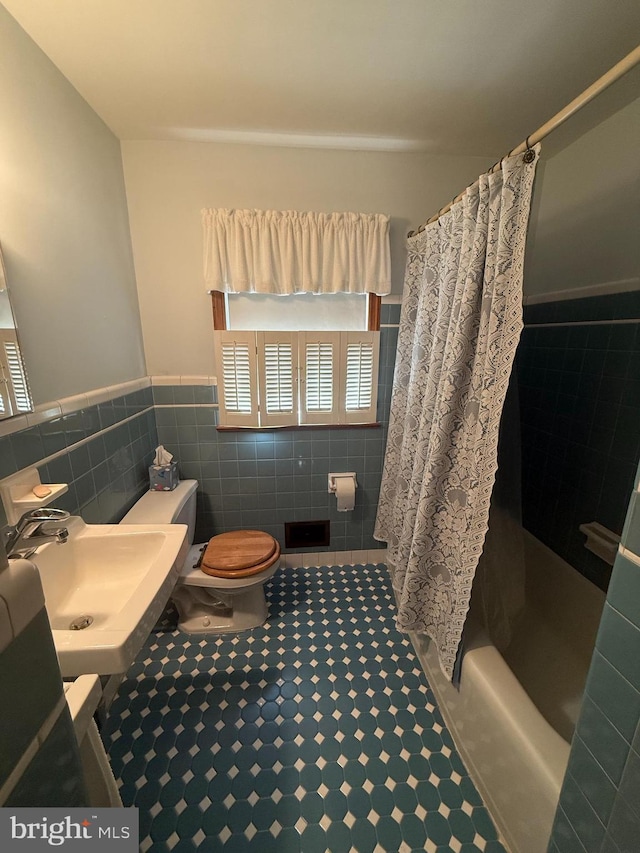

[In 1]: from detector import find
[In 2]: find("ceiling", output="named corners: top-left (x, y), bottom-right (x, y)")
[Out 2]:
top-left (4, 0), bottom-right (640, 156)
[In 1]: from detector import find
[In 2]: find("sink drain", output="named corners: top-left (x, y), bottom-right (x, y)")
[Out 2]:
top-left (69, 615), bottom-right (93, 630)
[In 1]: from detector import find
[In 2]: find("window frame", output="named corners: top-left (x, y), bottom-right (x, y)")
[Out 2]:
top-left (211, 292), bottom-right (381, 334)
top-left (211, 292), bottom-right (381, 430)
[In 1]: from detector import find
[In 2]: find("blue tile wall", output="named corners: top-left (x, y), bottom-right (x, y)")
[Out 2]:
top-left (0, 387), bottom-right (158, 530)
top-left (550, 461), bottom-right (640, 852)
top-left (517, 292), bottom-right (640, 589)
top-left (0, 314), bottom-right (399, 547)
top-left (154, 324), bottom-right (399, 552)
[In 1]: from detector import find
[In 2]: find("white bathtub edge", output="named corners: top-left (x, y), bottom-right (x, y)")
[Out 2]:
top-left (409, 628), bottom-right (569, 853)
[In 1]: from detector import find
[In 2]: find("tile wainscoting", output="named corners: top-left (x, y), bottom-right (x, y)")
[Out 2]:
top-left (0, 303), bottom-right (402, 557)
top-left (0, 378), bottom-right (158, 530)
top-left (151, 308), bottom-right (400, 554)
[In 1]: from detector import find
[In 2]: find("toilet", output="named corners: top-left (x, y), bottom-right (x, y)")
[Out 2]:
top-left (120, 480), bottom-right (280, 633)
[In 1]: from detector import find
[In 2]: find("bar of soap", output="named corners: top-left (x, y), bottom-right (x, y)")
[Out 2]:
top-left (32, 485), bottom-right (52, 498)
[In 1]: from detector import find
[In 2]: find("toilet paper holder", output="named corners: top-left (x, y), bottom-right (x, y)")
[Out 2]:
top-left (328, 472), bottom-right (358, 494)
top-left (328, 473), bottom-right (357, 512)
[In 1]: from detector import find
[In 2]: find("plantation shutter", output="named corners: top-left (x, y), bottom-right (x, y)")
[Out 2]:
top-left (214, 331), bottom-right (259, 426)
top-left (299, 333), bottom-right (341, 425)
top-left (257, 332), bottom-right (298, 427)
top-left (342, 332), bottom-right (379, 424)
top-left (3, 340), bottom-right (32, 413)
top-left (215, 330), bottom-right (379, 428)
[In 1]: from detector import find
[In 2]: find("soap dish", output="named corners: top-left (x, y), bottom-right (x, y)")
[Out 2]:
top-left (0, 467), bottom-right (69, 525)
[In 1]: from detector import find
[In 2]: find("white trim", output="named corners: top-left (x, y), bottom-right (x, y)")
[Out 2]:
top-left (25, 403), bottom-right (62, 428)
top-left (281, 549), bottom-right (387, 568)
top-left (154, 403), bottom-right (219, 409)
top-left (524, 277), bottom-right (640, 305)
top-left (0, 375), bottom-right (220, 439)
top-left (160, 127), bottom-right (429, 152)
top-left (0, 377), bottom-right (151, 437)
top-left (151, 375), bottom-right (217, 386)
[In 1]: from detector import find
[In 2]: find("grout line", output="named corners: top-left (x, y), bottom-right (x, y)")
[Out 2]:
top-left (14, 407), bottom-right (155, 477)
top-left (523, 278), bottom-right (639, 306)
top-left (525, 318), bottom-right (639, 329)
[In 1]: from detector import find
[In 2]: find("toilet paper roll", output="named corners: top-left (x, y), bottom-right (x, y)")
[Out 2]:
top-left (335, 477), bottom-right (355, 512)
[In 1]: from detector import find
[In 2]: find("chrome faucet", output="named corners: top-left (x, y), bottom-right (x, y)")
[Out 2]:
top-left (4, 507), bottom-right (70, 559)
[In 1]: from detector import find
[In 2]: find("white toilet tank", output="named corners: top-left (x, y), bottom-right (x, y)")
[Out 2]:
top-left (120, 480), bottom-right (198, 546)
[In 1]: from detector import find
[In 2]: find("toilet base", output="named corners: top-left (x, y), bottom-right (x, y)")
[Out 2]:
top-left (171, 579), bottom-right (270, 634)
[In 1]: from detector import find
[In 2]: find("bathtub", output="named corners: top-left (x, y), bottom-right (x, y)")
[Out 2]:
top-left (406, 523), bottom-right (605, 853)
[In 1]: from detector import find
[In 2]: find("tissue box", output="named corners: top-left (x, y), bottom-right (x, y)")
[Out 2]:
top-left (149, 461), bottom-right (179, 491)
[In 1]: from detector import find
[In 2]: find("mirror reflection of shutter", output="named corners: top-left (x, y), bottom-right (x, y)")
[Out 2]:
top-left (214, 331), bottom-right (259, 427)
top-left (0, 380), bottom-right (8, 417)
top-left (0, 331), bottom-right (32, 415)
top-left (299, 333), bottom-right (340, 425)
top-left (257, 332), bottom-right (297, 427)
top-left (342, 331), bottom-right (379, 424)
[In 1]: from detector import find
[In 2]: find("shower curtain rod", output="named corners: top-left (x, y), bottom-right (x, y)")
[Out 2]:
top-left (408, 44), bottom-right (640, 236)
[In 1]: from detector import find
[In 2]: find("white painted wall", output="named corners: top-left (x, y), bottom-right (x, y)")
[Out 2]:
top-left (122, 140), bottom-right (490, 375)
top-left (0, 5), bottom-right (146, 405)
top-left (525, 93), bottom-right (640, 297)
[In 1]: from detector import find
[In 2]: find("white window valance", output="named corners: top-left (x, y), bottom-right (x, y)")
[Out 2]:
top-left (202, 208), bottom-right (391, 295)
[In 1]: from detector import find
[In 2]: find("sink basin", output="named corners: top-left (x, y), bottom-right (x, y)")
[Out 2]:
top-left (32, 516), bottom-right (187, 677)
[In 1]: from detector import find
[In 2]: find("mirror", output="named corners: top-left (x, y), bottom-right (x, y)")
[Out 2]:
top-left (0, 243), bottom-right (33, 420)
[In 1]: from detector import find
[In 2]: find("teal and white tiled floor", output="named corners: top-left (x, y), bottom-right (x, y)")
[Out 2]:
top-left (102, 564), bottom-right (506, 852)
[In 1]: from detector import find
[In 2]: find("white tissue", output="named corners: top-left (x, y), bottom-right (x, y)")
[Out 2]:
top-left (153, 445), bottom-right (174, 466)
top-left (335, 476), bottom-right (355, 512)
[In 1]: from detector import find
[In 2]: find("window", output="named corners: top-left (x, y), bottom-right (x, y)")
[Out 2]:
top-left (215, 330), bottom-right (379, 428)
top-left (213, 293), bottom-right (381, 428)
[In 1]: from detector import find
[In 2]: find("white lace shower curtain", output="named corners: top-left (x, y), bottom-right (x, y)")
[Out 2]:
top-left (375, 147), bottom-right (540, 679)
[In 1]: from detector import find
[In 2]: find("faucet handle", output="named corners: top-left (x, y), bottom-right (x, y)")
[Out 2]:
top-left (16, 507), bottom-right (71, 526)
top-left (13, 507), bottom-right (71, 536)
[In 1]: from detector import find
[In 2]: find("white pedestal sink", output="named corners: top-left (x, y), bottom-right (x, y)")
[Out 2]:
top-left (32, 517), bottom-right (188, 677)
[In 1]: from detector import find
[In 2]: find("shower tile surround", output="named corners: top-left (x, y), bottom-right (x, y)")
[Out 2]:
top-left (549, 461), bottom-right (640, 853)
top-left (517, 289), bottom-right (640, 590)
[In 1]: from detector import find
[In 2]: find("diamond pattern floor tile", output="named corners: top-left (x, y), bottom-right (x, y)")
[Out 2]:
top-left (101, 564), bottom-right (507, 852)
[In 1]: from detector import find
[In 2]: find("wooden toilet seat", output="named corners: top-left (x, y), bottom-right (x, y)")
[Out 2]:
top-left (200, 530), bottom-right (281, 579)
